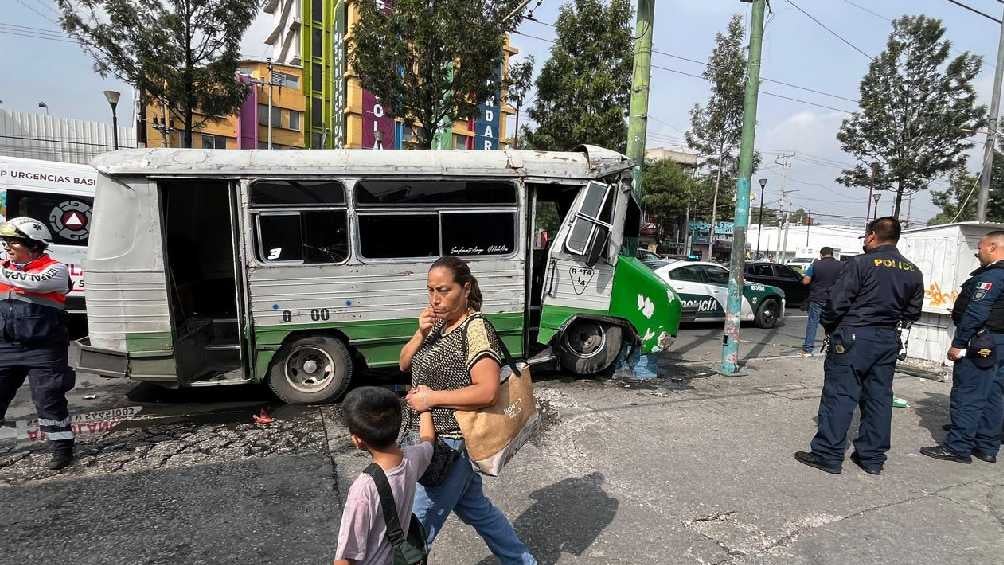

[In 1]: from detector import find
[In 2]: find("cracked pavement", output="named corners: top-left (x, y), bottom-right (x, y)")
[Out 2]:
top-left (0, 322), bottom-right (1002, 564)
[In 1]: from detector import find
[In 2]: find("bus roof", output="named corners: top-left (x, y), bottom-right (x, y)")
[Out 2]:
top-left (90, 146), bottom-right (632, 180)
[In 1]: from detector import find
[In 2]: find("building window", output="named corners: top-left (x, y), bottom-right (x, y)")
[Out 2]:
top-left (257, 104), bottom-right (268, 126)
top-left (273, 71), bottom-right (299, 89)
top-left (289, 111), bottom-right (301, 131)
top-left (312, 62), bottom-right (323, 92)
top-left (453, 134), bottom-right (468, 150)
top-left (201, 134), bottom-right (227, 149)
top-left (312, 28), bottom-right (323, 59)
top-left (311, 132), bottom-right (323, 148)
top-left (312, 97), bottom-right (323, 127)
top-left (311, 0), bottom-right (323, 22)
top-left (272, 108), bottom-right (283, 128)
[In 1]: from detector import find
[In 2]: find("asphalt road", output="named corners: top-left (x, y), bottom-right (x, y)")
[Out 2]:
top-left (9, 315), bottom-right (992, 565)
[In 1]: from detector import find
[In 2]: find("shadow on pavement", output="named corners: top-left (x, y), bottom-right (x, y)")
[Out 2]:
top-left (479, 472), bottom-right (618, 565)
top-left (912, 391), bottom-right (950, 443)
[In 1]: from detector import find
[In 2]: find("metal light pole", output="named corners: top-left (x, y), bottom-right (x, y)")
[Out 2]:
top-left (38, 101), bottom-right (49, 115)
top-left (873, 193), bottom-right (881, 220)
top-left (721, 0), bottom-right (766, 376)
top-left (977, 4), bottom-right (1004, 222)
top-left (103, 90), bottom-right (121, 150)
top-left (267, 58), bottom-right (274, 150)
top-left (756, 177), bottom-right (767, 258)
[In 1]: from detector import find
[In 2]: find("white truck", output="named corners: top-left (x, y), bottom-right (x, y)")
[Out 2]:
top-left (0, 156), bottom-right (94, 322)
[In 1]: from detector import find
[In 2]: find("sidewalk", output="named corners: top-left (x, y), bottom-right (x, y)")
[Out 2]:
top-left (401, 356), bottom-right (1003, 564)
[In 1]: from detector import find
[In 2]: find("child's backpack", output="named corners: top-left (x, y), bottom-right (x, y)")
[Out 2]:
top-left (363, 463), bottom-right (429, 565)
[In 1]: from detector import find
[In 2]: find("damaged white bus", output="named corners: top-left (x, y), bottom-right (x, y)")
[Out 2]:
top-left (72, 147), bottom-right (683, 403)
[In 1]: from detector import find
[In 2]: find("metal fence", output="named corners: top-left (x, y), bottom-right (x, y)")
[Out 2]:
top-left (0, 110), bottom-right (136, 165)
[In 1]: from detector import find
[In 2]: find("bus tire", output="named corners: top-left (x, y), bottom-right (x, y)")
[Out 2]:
top-left (755, 298), bottom-right (781, 329)
top-left (269, 335), bottom-right (353, 404)
top-left (558, 320), bottom-right (622, 376)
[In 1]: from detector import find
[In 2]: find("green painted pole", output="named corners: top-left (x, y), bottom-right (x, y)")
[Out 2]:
top-left (720, 0), bottom-right (766, 376)
top-left (626, 0), bottom-right (654, 201)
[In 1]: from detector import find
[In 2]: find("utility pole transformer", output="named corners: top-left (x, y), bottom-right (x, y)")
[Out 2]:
top-left (721, 0), bottom-right (766, 376)
top-left (626, 0), bottom-right (655, 203)
top-left (978, 5), bottom-right (1004, 222)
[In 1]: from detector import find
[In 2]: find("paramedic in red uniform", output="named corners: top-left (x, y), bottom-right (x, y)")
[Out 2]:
top-left (0, 217), bottom-right (76, 470)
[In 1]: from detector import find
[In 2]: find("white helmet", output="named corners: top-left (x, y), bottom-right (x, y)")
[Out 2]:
top-left (0, 217), bottom-right (53, 247)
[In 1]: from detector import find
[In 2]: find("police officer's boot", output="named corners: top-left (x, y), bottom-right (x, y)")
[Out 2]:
top-left (47, 439), bottom-right (74, 470)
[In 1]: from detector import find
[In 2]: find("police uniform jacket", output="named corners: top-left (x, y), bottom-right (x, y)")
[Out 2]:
top-left (0, 255), bottom-right (71, 346)
top-left (821, 244), bottom-right (924, 333)
top-left (950, 261), bottom-right (1004, 349)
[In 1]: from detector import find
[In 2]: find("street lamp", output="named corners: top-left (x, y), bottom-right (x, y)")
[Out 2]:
top-left (756, 177), bottom-right (768, 258)
top-left (103, 90), bottom-right (121, 150)
top-left (872, 193), bottom-right (881, 221)
top-left (37, 101), bottom-right (49, 115)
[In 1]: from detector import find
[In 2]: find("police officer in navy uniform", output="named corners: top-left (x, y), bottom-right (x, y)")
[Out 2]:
top-left (0, 217), bottom-right (76, 470)
top-left (795, 217), bottom-right (924, 475)
top-left (921, 231), bottom-right (1004, 464)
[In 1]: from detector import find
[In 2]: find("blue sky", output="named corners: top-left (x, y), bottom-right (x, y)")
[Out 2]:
top-left (2, 0), bottom-right (999, 223)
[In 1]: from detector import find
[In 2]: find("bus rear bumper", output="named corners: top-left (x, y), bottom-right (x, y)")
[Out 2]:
top-left (70, 338), bottom-right (178, 383)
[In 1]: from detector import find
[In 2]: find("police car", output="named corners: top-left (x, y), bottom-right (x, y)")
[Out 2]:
top-left (650, 260), bottom-right (786, 328)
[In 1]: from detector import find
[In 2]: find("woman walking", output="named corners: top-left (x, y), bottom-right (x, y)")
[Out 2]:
top-left (400, 256), bottom-right (536, 565)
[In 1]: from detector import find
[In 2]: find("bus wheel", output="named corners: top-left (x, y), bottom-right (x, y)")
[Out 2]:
top-left (558, 321), bottom-right (622, 376)
top-left (269, 335), bottom-right (353, 404)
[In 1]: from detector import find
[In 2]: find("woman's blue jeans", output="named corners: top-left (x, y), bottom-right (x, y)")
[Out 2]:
top-left (413, 437), bottom-right (536, 565)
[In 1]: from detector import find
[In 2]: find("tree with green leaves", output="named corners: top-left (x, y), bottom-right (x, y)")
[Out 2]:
top-left (685, 14), bottom-right (747, 254)
top-left (837, 15), bottom-right (985, 218)
top-left (350, 0), bottom-right (525, 149)
top-left (928, 154), bottom-right (1004, 224)
top-left (505, 55), bottom-right (534, 149)
top-left (523, 0), bottom-right (633, 152)
top-left (641, 159), bottom-right (699, 237)
top-left (58, 0), bottom-right (260, 148)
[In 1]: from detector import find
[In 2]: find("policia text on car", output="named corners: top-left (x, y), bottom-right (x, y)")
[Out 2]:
top-left (0, 217), bottom-right (76, 470)
top-left (795, 217), bottom-right (924, 475)
top-left (920, 231), bottom-right (1004, 465)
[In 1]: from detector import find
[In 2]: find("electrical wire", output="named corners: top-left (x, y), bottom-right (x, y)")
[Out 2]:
top-left (839, 0), bottom-right (892, 22)
top-left (784, 0), bottom-right (873, 60)
top-left (942, 0), bottom-right (1002, 23)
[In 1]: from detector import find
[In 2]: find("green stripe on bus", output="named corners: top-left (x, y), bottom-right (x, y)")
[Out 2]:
top-left (251, 312), bottom-right (525, 381)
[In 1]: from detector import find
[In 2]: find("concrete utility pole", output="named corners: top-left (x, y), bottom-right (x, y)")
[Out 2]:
top-left (626, 0), bottom-right (655, 204)
top-left (978, 5), bottom-right (1004, 222)
top-left (721, 0), bottom-right (766, 376)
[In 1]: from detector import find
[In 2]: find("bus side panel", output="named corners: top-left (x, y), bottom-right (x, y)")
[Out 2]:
top-left (84, 177), bottom-right (176, 379)
top-left (537, 257), bottom-right (614, 345)
top-left (246, 260), bottom-right (525, 381)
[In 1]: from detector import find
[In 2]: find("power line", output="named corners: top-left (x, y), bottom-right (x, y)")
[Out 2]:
top-left (517, 18), bottom-right (862, 106)
top-left (839, 0), bottom-right (892, 22)
top-left (784, 0), bottom-right (873, 60)
top-left (761, 90), bottom-right (853, 114)
top-left (16, 0), bottom-right (59, 25)
top-left (942, 0), bottom-right (1002, 23)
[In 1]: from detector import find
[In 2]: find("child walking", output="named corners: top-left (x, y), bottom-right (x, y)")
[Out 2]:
top-left (335, 386), bottom-right (434, 565)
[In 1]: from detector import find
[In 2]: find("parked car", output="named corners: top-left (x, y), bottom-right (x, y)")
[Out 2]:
top-left (744, 262), bottom-right (809, 308)
top-left (651, 261), bottom-right (786, 328)
top-left (637, 248), bottom-right (668, 270)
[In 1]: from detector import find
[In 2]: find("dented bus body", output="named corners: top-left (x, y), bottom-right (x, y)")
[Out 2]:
top-left (71, 146), bottom-right (682, 403)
